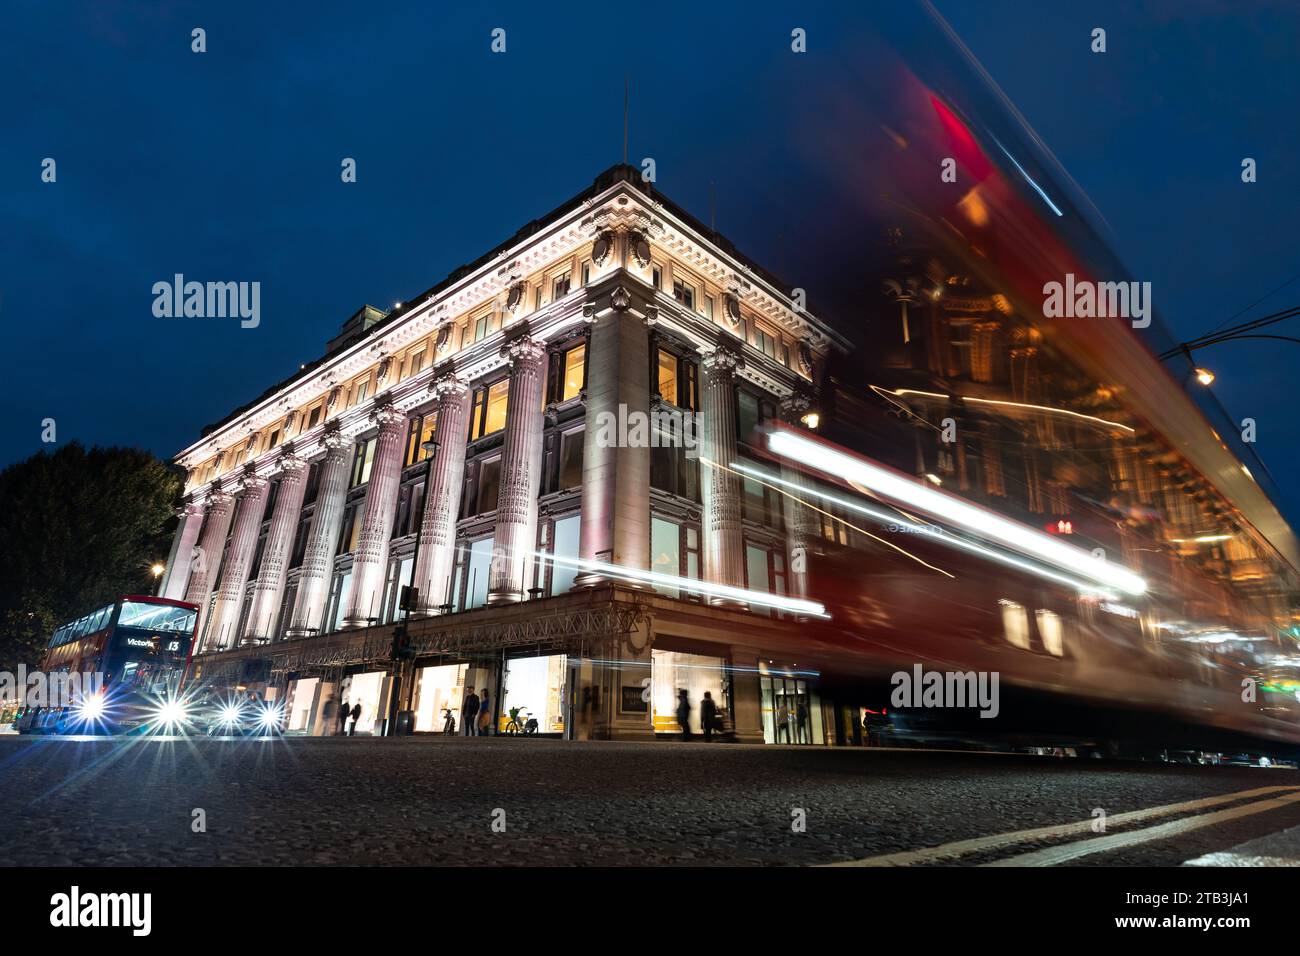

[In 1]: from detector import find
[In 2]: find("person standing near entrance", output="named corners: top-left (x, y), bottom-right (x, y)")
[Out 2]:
top-left (700, 691), bottom-right (717, 743)
top-left (478, 687), bottom-right (492, 737)
top-left (463, 687), bottom-right (480, 736)
top-left (348, 701), bottom-right (361, 736)
top-left (337, 698), bottom-right (350, 736)
top-left (676, 689), bottom-right (691, 741)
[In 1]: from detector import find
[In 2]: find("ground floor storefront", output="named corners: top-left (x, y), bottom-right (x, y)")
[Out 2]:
top-left (193, 585), bottom-right (855, 746)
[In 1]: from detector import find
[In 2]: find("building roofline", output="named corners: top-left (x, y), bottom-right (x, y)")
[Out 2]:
top-left (190, 164), bottom-right (846, 448)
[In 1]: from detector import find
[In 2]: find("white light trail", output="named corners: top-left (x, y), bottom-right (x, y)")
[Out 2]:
top-left (764, 430), bottom-right (1147, 596)
top-left (533, 552), bottom-right (829, 618)
top-left (732, 461), bottom-right (1119, 598)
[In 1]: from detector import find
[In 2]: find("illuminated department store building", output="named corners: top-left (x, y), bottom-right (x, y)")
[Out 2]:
top-left (164, 165), bottom-right (1300, 745)
top-left (164, 166), bottom-right (849, 743)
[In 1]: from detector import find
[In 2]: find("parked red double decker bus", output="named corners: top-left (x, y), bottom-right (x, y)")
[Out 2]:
top-left (16, 595), bottom-right (199, 734)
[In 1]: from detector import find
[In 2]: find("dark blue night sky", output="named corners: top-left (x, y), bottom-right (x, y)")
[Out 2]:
top-left (4, 1), bottom-right (1297, 515)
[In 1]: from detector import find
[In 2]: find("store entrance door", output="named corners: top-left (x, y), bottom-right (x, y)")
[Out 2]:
top-left (761, 675), bottom-right (824, 745)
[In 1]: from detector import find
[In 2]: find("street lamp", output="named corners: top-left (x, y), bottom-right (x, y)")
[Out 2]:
top-left (151, 563), bottom-right (165, 578)
top-left (1194, 367), bottom-right (1215, 386)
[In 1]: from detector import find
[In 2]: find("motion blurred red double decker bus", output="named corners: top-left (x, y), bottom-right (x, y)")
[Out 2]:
top-left (16, 595), bottom-right (199, 734)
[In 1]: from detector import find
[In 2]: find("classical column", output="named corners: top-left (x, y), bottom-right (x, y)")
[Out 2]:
top-left (343, 401), bottom-right (407, 626)
top-left (241, 448), bottom-right (309, 643)
top-left (487, 335), bottom-right (547, 604)
top-left (288, 425), bottom-right (351, 637)
top-left (159, 499), bottom-right (205, 600)
top-left (700, 346), bottom-right (746, 602)
top-left (779, 393), bottom-right (819, 603)
top-left (184, 487), bottom-right (235, 628)
top-left (575, 299), bottom-right (651, 588)
top-left (411, 372), bottom-right (472, 613)
top-left (204, 467), bottom-right (270, 652)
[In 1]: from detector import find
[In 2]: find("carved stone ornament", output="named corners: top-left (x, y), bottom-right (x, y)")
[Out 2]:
top-left (798, 341), bottom-right (814, 375)
top-left (376, 357), bottom-right (392, 384)
top-left (611, 285), bottom-right (632, 312)
top-left (723, 293), bottom-right (743, 329)
top-left (326, 386), bottom-right (341, 410)
top-left (591, 230), bottom-right (614, 266)
top-left (506, 281), bottom-right (526, 313)
top-left (435, 323), bottom-right (453, 354)
top-left (629, 232), bottom-right (652, 268)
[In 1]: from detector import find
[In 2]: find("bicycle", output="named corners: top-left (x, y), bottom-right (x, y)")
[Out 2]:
top-left (503, 706), bottom-right (535, 735)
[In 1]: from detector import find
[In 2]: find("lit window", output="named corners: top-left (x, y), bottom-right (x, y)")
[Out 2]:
top-left (350, 438), bottom-right (377, 487)
top-left (474, 314), bottom-right (489, 342)
top-left (1036, 609), bottom-right (1065, 657)
top-left (657, 350), bottom-right (677, 404)
top-left (1000, 599), bottom-right (1030, 650)
top-left (354, 379), bottom-right (369, 406)
top-left (472, 380), bottom-right (510, 438)
top-left (406, 413), bottom-right (437, 465)
top-left (755, 326), bottom-right (778, 359)
top-left (561, 344), bottom-right (585, 401)
top-left (553, 273), bottom-right (571, 300)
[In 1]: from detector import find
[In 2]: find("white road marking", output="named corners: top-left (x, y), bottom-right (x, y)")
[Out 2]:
top-left (828, 785), bottom-right (1300, 867)
top-left (1183, 852), bottom-right (1300, 867)
top-left (986, 790), bottom-right (1300, 866)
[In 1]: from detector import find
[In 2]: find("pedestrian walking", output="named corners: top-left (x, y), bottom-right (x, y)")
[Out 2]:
top-left (322, 695), bottom-right (337, 737)
top-left (700, 691), bottom-right (717, 743)
top-left (478, 687), bottom-right (492, 737)
top-left (463, 687), bottom-right (480, 736)
top-left (676, 688), bottom-right (691, 741)
top-left (348, 701), bottom-right (361, 736)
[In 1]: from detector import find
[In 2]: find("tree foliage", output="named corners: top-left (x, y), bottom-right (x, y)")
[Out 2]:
top-left (0, 443), bottom-right (181, 671)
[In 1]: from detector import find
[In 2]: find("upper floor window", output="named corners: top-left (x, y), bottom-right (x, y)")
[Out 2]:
top-left (736, 391), bottom-right (777, 445)
top-left (550, 342), bottom-right (586, 403)
top-left (673, 279), bottom-right (695, 310)
top-left (473, 313), bottom-right (490, 342)
top-left (553, 272), bottom-right (572, 300)
top-left (350, 437), bottom-right (377, 487)
top-left (353, 378), bottom-right (370, 407)
top-left (267, 428), bottom-right (281, 450)
top-left (408, 348), bottom-right (426, 378)
top-left (307, 404), bottom-right (323, 430)
top-left (581, 261), bottom-right (591, 286)
top-left (656, 349), bottom-right (698, 410)
top-left (470, 379), bottom-right (510, 439)
top-left (754, 325), bottom-right (779, 360)
top-left (652, 264), bottom-right (663, 290)
top-left (406, 412), bottom-right (438, 466)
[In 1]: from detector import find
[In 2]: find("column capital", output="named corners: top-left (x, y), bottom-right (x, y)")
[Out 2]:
top-left (230, 464), bottom-right (269, 495)
top-left (370, 400), bottom-right (405, 430)
top-left (430, 372), bottom-right (470, 401)
top-left (207, 485), bottom-right (237, 507)
top-left (701, 345), bottom-right (743, 375)
top-left (177, 499), bottom-right (206, 520)
top-left (320, 422), bottom-right (347, 451)
top-left (501, 334), bottom-right (546, 367)
top-left (779, 391), bottom-right (813, 421)
top-left (275, 447), bottom-right (308, 478)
